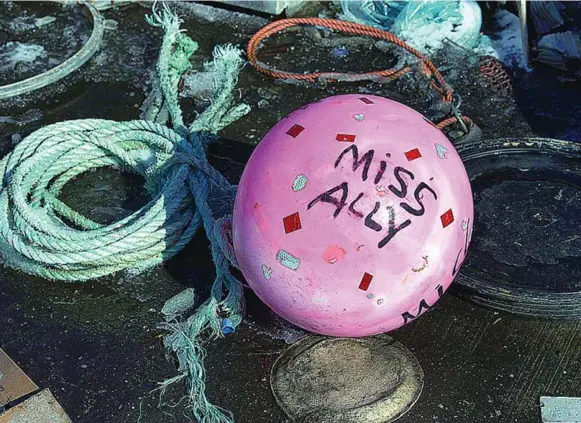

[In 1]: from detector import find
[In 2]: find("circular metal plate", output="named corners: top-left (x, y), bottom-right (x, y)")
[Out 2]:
top-left (456, 137), bottom-right (581, 317)
top-left (271, 335), bottom-right (424, 423)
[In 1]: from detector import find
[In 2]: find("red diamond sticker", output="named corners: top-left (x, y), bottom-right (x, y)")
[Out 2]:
top-left (283, 212), bottom-right (302, 234)
top-left (336, 133), bottom-right (356, 142)
top-left (359, 97), bottom-right (374, 104)
top-left (286, 124), bottom-right (305, 138)
top-left (440, 209), bottom-right (455, 228)
top-left (404, 148), bottom-right (422, 161)
top-left (359, 272), bottom-right (373, 291)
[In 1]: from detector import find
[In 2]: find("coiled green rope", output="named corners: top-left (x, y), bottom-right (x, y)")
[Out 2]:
top-left (0, 4), bottom-right (249, 423)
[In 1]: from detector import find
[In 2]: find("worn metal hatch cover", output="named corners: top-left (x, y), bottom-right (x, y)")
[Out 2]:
top-left (271, 335), bottom-right (424, 423)
top-left (456, 137), bottom-right (581, 317)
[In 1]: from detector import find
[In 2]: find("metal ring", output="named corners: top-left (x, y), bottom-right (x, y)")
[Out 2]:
top-left (0, 1), bottom-right (104, 100)
top-left (451, 94), bottom-right (469, 133)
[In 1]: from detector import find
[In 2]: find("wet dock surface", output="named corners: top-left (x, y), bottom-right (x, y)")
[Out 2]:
top-left (1, 2), bottom-right (581, 423)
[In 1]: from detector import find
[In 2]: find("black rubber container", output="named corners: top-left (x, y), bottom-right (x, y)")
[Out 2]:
top-left (455, 137), bottom-right (581, 318)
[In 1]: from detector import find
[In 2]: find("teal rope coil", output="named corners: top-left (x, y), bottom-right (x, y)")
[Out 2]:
top-left (0, 4), bottom-right (248, 423)
top-left (1, 119), bottom-right (202, 279)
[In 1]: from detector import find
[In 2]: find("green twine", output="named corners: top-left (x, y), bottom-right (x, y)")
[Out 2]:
top-left (0, 3), bottom-right (249, 423)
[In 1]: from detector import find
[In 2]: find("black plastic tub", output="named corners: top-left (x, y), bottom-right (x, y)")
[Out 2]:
top-left (455, 137), bottom-right (581, 318)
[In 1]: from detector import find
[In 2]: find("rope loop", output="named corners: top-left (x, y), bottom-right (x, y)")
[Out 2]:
top-left (0, 118), bottom-right (232, 281)
top-left (247, 17), bottom-right (454, 103)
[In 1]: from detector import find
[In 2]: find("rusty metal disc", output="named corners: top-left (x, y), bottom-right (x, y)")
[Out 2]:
top-left (271, 335), bottom-right (424, 423)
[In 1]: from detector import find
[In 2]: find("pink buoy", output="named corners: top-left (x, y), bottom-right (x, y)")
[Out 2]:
top-left (233, 94), bottom-right (474, 337)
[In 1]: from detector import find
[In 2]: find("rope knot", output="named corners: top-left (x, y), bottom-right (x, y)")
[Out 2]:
top-left (167, 135), bottom-right (231, 193)
top-left (172, 138), bottom-right (207, 170)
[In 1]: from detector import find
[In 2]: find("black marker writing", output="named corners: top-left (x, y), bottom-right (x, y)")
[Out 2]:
top-left (452, 218), bottom-right (471, 276)
top-left (365, 202), bottom-right (382, 231)
top-left (308, 182), bottom-right (349, 218)
top-left (309, 146), bottom-right (440, 249)
top-left (348, 192), bottom-right (365, 218)
top-left (389, 167), bottom-right (414, 198)
top-left (335, 145), bottom-right (374, 182)
top-left (374, 160), bottom-right (387, 184)
top-left (401, 284), bottom-right (445, 324)
top-left (400, 182), bottom-right (438, 217)
top-left (378, 206), bottom-right (412, 248)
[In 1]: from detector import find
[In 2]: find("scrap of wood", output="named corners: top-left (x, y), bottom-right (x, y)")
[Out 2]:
top-left (0, 389), bottom-right (72, 423)
top-left (0, 349), bottom-right (38, 407)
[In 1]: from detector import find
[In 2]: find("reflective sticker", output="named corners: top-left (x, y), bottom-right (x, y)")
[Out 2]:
top-left (262, 264), bottom-right (272, 280)
top-left (404, 148), bottom-right (422, 161)
top-left (283, 212), bottom-right (302, 234)
top-left (276, 250), bottom-right (300, 271)
top-left (292, 174), bottom-right (308, 192)
top-left (336, 134), bottom-right (356, 143)
top-left (435, 143), bottom-right (449, 159)
top-left (286, 124), bottom-right (305, 138)
top-left (359, 272), bottom-right (373, 291)
top-left (441, 209), bottom-right (455, 228)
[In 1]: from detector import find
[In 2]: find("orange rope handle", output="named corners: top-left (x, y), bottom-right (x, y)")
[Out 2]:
top-left (247, 18), bottom-right (454, 103)
top-left (436, 116), bottom-right (473, 130)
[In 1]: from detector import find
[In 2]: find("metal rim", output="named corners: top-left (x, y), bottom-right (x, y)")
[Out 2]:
top-left (271, 335), bottom-right (424, 423)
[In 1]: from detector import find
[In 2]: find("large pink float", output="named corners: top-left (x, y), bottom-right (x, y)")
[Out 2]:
top-left (233, 94), bottom-right (474, 337)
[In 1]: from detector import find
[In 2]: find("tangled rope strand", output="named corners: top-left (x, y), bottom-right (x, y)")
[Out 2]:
top-left (247, 17), bottom-right (479, 131)
top-left (0, 3), bottom-right (248, 423)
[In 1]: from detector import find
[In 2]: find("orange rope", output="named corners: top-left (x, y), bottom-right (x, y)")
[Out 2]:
top-left (247, 18), bottom-right (477, 134)
top-left (479, 56), bottom-right (513, 94)
top-left (247, 18), bottom-right (454, 103)
top-left (436, 116), bottom-right (473, 130)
